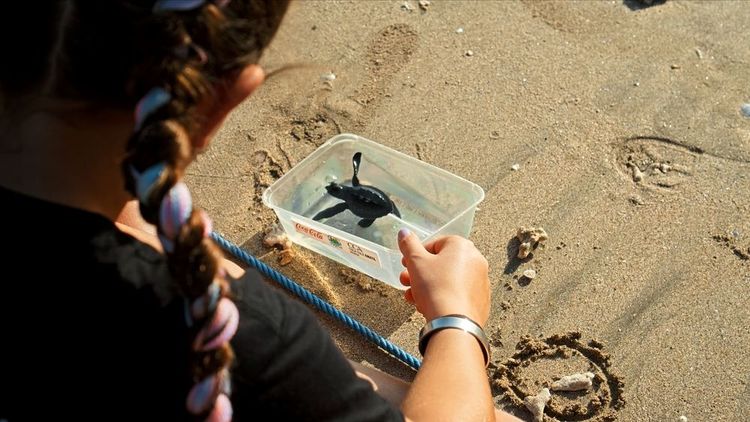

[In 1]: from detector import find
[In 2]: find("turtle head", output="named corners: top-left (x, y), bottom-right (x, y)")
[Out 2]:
top-left (325, 182), bottom-right (346, 199)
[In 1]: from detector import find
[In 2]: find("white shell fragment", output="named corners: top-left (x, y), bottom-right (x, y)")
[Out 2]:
top-left (465, 50), bottom-right (474, 57)
top-left (550, 372), bottom-right (595, 392)
top-left (320, 72), bottom-right (336, 82)
top-left (418, 0), bottom-right (431, 11)
top-left (679, 416), bottom-right (688, 422)
top-left (524, 388), bottom-right (551, 422)
top-left (455, 27), bottom-right (464, 34)
top-left (511, 163), bottom-right (520, 171)
top-left (522, 269), bottom-right (537, 280)
top-left (741, 103), bottom-right (750, 118)
top-left (400, 1), bottom-right (414, 12)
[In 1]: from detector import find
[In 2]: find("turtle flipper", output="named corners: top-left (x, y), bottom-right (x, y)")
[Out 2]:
top-left (391, 201), bottom-right (401, 218)
top-left (313, 202), bottom-right (349, 221)
top-left (352, 152), bottom-right (362, 186)
top-left (358, 218), bottom-right (375, 228)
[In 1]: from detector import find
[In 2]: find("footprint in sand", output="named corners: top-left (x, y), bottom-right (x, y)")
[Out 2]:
top-left (275, 23), bottom-right (419, 166)
top-left (492, 332), bottom-right (626, 422)
top-left (272, 22), bottom-right (419, 174)
top-left (308, 23), bottom-right (419, 132)
top-left (289, 113), bottom-right (341, 147)
top-left (357, 23), bottom-right (418, 109)
top-left (614, 136), bottom-right (700, 193)
top-left (250, 149), bottom-right (285, 203)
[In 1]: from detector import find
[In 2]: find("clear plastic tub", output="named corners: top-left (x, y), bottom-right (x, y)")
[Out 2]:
top-left (262, 134), bottom-right (485, 289)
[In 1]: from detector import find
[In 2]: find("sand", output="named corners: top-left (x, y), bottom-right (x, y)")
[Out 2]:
top-left (187, 1), bottom-right (750, 420)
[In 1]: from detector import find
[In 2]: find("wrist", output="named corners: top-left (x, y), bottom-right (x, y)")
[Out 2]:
top-left (418, 314), bottom-right (491, 367)
top-left (426, 299), bottom-right (486, 326)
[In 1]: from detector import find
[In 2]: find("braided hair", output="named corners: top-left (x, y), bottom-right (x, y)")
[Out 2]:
top-left (1, 0), bottom-right (289, 420)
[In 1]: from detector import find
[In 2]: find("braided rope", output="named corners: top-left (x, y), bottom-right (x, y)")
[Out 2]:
top-left (210, 232), bottom-right (422, 371)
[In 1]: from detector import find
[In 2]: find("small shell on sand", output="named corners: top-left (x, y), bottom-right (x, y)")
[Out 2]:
top-left (264, 223), bottom-right (295, 265)
top-left (320, 72), bottom-right (336, 82)
top-left (524, 388), bottom-right (551, 422)
top-left (400, 1), bottom-right (414, 12)
top-left (511, 163), bottom-right (520, 171)
top-left (522, 269), bottom-right (537, 280)
top-left (263, 223), bottom-right (291, 249)
top-left (550, 372), bottom-right (595, 391)
top-left (418, 0), bottom-right (431, 11)
top-left (465, 50), bottom-right (474, 57)
top-left (516, 227), bottom-right (549, 259)
top-left (741, 103), bottom-right (750, 118)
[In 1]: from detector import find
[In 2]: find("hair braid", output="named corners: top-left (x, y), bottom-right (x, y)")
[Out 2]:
top-left (121, 2), bottom-right (289, 420)
top-left (3, 1), bottom-right (290, 419)
top-left (123, 6), bottom-right (239, 420)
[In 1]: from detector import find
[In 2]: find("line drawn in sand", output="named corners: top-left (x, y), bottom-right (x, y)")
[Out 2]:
top-left (492, 332), bottom-right (626, 421)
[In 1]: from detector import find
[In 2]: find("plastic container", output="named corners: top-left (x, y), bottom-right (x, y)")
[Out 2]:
top-left (262, 134), bottom-right (485, 289)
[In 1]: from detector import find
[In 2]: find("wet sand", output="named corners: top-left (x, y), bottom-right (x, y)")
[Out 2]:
top-left (188, 1), bottom-right (750, 420)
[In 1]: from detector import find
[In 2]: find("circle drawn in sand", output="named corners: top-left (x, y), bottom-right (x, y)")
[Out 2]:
top-left (492, 332), bottom-right (625, 421)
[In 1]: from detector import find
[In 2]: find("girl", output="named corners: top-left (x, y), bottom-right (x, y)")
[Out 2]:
top-left (0, 1), bottom-right (518, 421)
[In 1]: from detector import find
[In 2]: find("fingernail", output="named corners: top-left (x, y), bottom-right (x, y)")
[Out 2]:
top-left (398, 228), bottom-right (410, 241)
top-left (251, 65), bottom-right (265, 83)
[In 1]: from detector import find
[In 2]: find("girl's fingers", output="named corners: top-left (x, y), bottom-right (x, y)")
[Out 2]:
top-left (404, 288), bottom-right (414, 304)
top-left (421, 236), bottom-right (451, 254)
top-left (399, 270), bottom-right (411, 286)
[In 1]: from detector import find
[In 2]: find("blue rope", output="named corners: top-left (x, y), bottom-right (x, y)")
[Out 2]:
top-left (210, 231), bottom-right (422, 371)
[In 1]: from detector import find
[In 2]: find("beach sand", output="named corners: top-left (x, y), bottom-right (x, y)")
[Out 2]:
top-left (188, 1), bottom-right (750, 420)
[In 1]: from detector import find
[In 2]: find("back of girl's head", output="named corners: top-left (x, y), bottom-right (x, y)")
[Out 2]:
top-left (1, 1), bottom-right (288, 101)
top-left (1, 1), bottom-right (290, 420)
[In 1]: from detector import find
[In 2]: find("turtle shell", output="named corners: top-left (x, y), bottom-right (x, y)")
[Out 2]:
top-left (344, 185), bottom-right (394, 219)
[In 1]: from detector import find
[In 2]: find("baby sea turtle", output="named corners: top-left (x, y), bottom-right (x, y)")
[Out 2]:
top-left (313, 152), bottom-right (401, 228)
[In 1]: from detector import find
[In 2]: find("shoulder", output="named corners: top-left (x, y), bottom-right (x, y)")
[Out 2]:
top-left (89, 226), bottom-right (179, 305)
top-left (230, 268), bottom-right (318, 346)
top-left (226, 272), bottom-right (342, 372)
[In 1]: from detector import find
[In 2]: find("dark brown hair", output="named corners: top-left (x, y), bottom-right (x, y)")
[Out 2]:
top-left (0, 0), bottom-right (289, 419)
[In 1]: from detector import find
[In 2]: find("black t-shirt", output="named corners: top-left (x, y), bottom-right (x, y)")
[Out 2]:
top-left (0, 186), bottom-right (403, 421)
